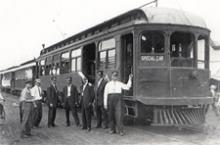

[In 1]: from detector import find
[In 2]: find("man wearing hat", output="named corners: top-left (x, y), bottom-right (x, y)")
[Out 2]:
top-left (104, 71), bottom-right (133, 136)
top-left (31, 79), bottom-right (43, 127)
top-left (20, 81), bottom-right (35, 138)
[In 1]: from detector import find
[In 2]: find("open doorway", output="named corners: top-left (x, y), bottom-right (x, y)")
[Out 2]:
top-left (121, 33), bottom-right (133, 96)
top-left (82, 43), bottom-right (96, 84)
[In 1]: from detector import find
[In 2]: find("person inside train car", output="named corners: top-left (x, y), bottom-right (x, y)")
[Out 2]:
top-left (62, 76), bottom-right (80, 127)
top-left (94, 70), bottom-right (108, 129)
top-left (31, 79), bottom-right (43, 128)
top-left (104, 71), bottom-right (133, 136)
top-left (46, 76), bottom-right (59, 128)
top-left (20, 81), bottom-right (36, 138)
top-left (79, 73), bottom-right (95, 132)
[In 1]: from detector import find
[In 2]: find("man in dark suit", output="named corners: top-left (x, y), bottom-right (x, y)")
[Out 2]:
top-left (81, 76), bottom-right (95, 132)
top-left (63, 77), bottom-right (80, 127)
top-left (95, 71), bottom-right (108, 128)
top-left (47, 76), bottom-right (58, 128)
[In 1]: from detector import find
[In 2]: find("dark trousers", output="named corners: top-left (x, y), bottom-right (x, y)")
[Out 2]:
top-left (33, 100), bottom-right (42, 127)
top-left (96, 105), bottom-right (108, 127)
top-left (108, 94), bottom-right (124, 133)
top-left (48, 105), bottom-right (57, 126)
top-left (19, 102), bottom-right (24, 123)
top-left (81, 105), bottom-right (92, 129)
top-left (21, 102), bottom-right (34, 135)
top-left (65, 103), bottom-right (79, 126)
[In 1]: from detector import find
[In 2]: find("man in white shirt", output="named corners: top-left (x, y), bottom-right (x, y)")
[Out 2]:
top-left (20, 81), bottom-right (35, 138)
top-left (31, 79), bottom-right (43, 127)
top-left (104, 71), bottom-right (133, 136)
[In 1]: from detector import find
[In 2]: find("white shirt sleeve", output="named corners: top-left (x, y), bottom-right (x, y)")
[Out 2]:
top-left (104, 83), bottom-right (109, 109)
top-left (120, 78), bottom-right (132, 90)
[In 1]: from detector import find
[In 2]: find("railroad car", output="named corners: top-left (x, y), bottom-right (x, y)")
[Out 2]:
top-left (0, 59), bottom-right (37, 95)
top-left (0, 6), bottom-right (210, 126)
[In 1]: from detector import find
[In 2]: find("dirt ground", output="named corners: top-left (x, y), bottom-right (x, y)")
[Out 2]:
top-left (1, 93), bottom-right (220, 145)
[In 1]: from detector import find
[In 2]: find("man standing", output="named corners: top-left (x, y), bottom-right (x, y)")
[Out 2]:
top-left (47, 76), bottom-right (58, 128)
top-left (20, 81), bottom-right (35, 138)
top-left (31, 79), bottom-right (43, 127)
top-left (95, 71), bottom-right (108, 128)
top-left (104, 71), bottom-right (133, 136)
top-left (81, 76), bottom-right (95, 132)
top-left (63, 77), bottom-right (80, 127)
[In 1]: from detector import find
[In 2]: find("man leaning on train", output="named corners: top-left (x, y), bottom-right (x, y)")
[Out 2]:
top-left (104, 70), bottom-right (133, 136)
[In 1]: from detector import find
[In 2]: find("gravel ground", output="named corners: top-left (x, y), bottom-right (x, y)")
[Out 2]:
top-left (1, 93), bottom-right (220, 145)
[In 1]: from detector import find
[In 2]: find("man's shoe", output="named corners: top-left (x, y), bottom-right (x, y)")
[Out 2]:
top-left (48, 125), bottom-right (52, 128)
top-left (52, 124), bottom-right (57, 127)
top-left (26, 133), bottom-right (33, 137)
top-left (108, 130), bottom-right (116, 134)
top-left (81, 127), bottom-right (87, 130)
top-left (95, 125), bottom-right (101, 128)
top-left (66, 122), bottom-right (70, 127)
top-left (103, 126), bottom-right (108, 129)
top-left (87, 128), bottom-right (91, 132)
top-left (119, 132), bottom-right (125, 136)
top-left (21, 134), bottom-right (29, 138)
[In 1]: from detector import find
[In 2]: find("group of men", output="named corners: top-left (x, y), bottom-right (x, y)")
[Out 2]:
top-left (19, 70), bottom-right (133, 138)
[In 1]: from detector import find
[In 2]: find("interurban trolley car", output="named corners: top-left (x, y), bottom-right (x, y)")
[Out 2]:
top-left (0, 59), bottom-right (37, 95)
top-left (0, 7), bottom-right (214, 126)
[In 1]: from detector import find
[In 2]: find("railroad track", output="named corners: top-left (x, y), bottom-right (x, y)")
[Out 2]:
top-left (134, 125), bottom-right (210, 145)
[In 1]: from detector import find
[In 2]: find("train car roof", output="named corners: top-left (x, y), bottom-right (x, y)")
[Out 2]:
top-left (40, 6), bottom-right (208, 56)
top-left (0, 59), bottom-right (36, 74)
top-left (141, 7), bottom-right (207, 28)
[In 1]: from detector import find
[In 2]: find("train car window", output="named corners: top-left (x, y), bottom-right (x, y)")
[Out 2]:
top-left (99, 38), bottom-right (116, 51)
top-left (197, 35), bottom-right (205, 69)
top-left (141, 31), bottom-right (164, 53)
top-left (40, 60), bottom-right (45, 76)
top-left (25, 69), bottom-right (33, 79)
top-left (170, 32), bottom-right (195, 67)
top-left (60, 52), bottom-right (70, 74)
top-left (71, 59), bottom-right (76, 71)
top-left (76, 57), bottom-right (81, 71)
top-left (15, 70), bottom-right (25, 80)
top-left (71, 48), bottom-right (82, 72)
top-left (45, 57), bottom-right (52, 75)
top-left (52, 54), bottom-right (60, 75)
top-left (99, 51), bottom-right (107, 68)
top-left (107, 49), bottom-right (116, 68)
top-left (98, 38), bottom-right (116, 69)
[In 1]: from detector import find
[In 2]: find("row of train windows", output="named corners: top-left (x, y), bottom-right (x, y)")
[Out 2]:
top-left (39, 38), bottom-right (116, 76)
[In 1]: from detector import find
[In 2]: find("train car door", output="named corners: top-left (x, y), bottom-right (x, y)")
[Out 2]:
top-left (82, 43), bottom-right (96, 84)
top-left (121, 33), bottom-right (133, 96)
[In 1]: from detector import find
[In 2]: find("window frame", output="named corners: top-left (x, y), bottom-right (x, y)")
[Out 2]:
top-left (140, 31), bottom-right (165, 54)
top-left (98, 38), bottom-right (116, 69)
top-left (71, 48), bottom-right (82, 72)
top-left (60, 51), bottom-right (71, 74)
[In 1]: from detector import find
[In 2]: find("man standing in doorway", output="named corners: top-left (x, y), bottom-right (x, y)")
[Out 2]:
top-left (31, 79), bottom-right (43, 127)
top-left (20, 81), bottom-right (35, 138)
top-left (104, 71), bottom-right (133, 136)
top-left (95, 70), bottom-right (108, 128)
top-left (63, 77), bottom-right (80, 127)
top-left (47, 76), bottom-right (58, 128)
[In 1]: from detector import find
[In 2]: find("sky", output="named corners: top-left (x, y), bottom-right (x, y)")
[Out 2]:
top-left (0, 0), bottom-right (220, 70)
